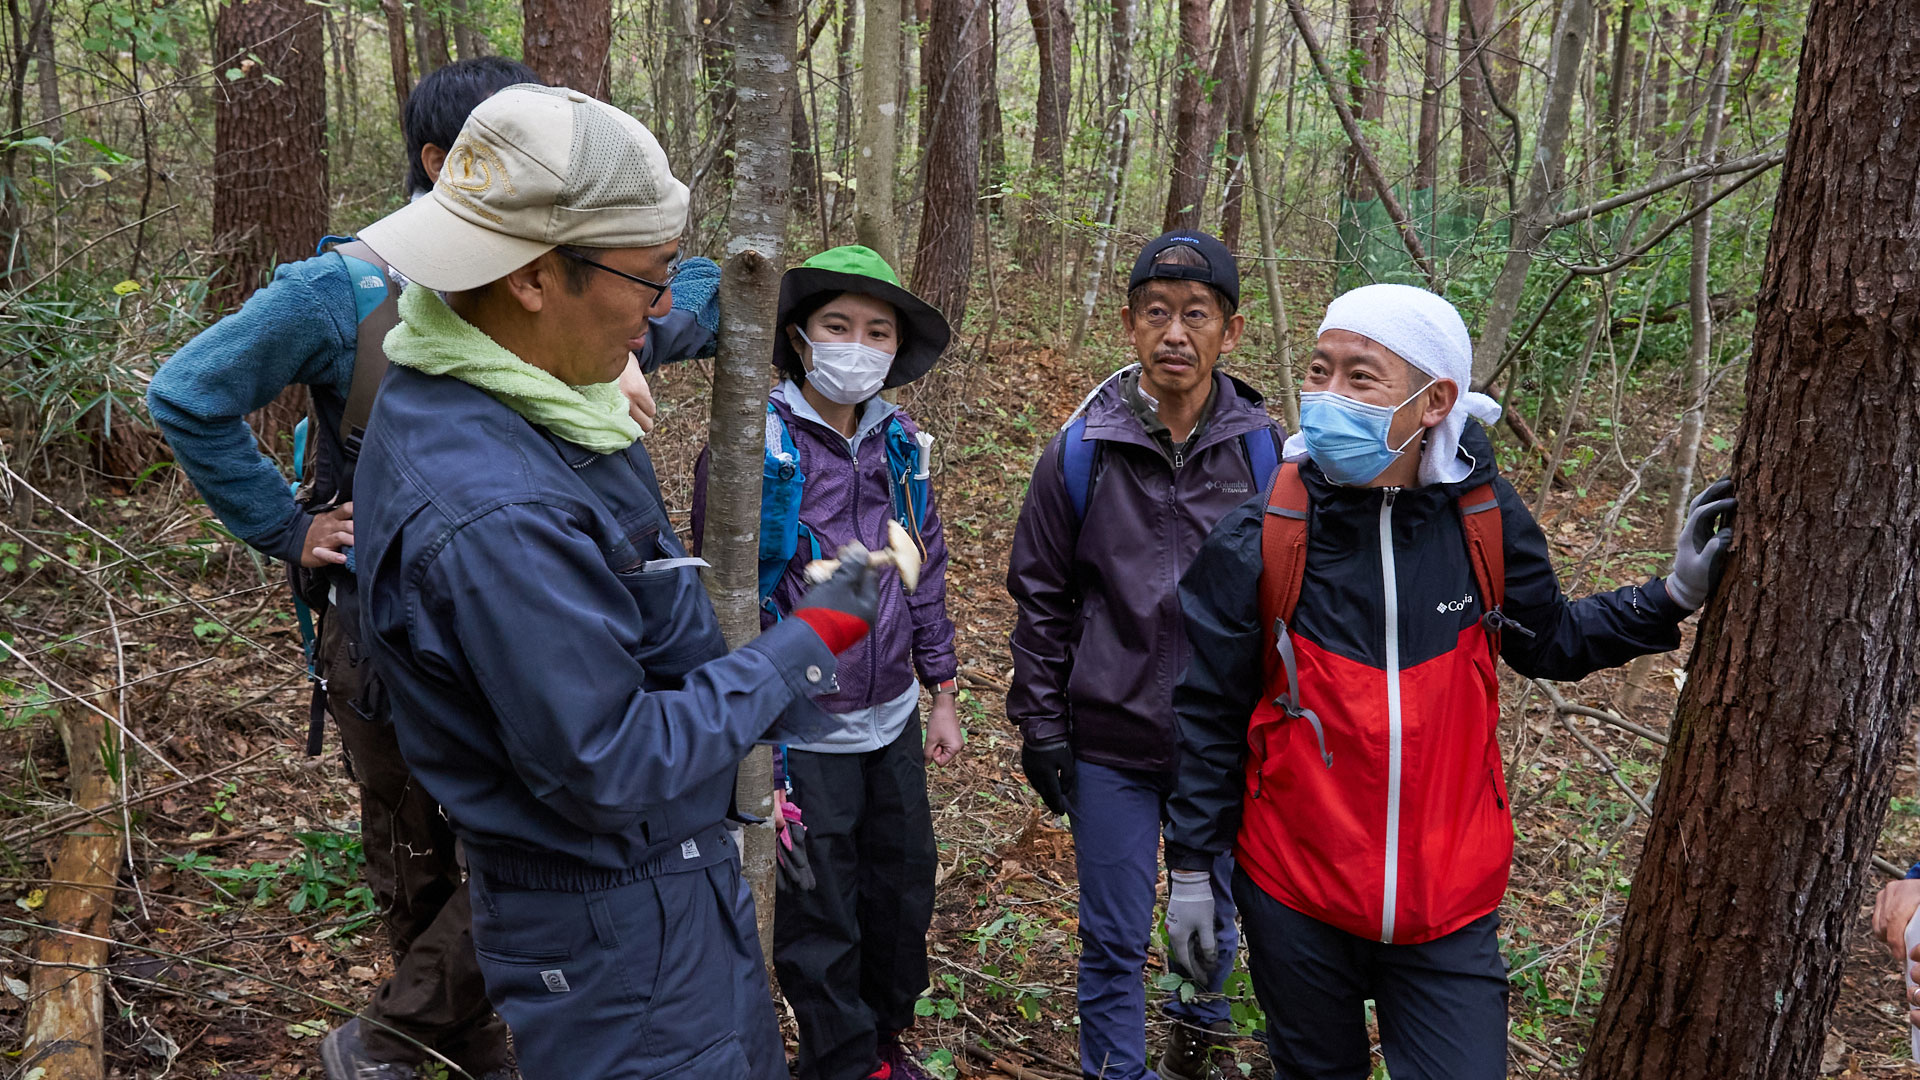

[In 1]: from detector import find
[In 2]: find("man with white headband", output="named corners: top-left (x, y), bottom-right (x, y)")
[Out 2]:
top-left (1159, 283), bottom-right (1735, 1078)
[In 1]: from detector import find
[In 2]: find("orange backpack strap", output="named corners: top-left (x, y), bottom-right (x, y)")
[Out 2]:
top-left (1257, 462), bottom-right (1311, 643)
top-left (1457, 483), bottom-right (1519, 654)
top-left (1257, 462), bottom-right (1331, 767)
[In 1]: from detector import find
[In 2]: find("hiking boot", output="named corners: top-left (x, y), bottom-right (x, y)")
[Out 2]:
top-left (320, 1018), bottom-right (416, 1080)
top-left (877, 1031), bottom-right (933, 1080)
top-left (1156, 1020), bottom-right (1235, 1080)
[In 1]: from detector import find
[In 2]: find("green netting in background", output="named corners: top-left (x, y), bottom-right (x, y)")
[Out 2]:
top-left (1335, 187), bottom-right (1497, 290)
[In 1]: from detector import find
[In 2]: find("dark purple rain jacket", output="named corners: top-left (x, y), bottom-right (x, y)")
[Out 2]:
top-left (1007, 369), bottom-right (1284, 773)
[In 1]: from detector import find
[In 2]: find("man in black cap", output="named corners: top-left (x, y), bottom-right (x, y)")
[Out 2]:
top-left (1007, 232), bottom-right (1284, 1080)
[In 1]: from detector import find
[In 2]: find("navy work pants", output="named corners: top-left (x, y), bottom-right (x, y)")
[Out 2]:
top-left (1232, 868), bottom-right (1509, 1080)
top-left (468, 833), bottom-right (786, 1080)
top-left (1069, 760), bottom-right (1238, 1080)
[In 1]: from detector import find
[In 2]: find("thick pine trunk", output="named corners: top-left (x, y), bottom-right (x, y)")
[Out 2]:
top-left (1162, 0), bottom-right (1210, 231)
top-left (908, 0), bottom-right (983, 327)
top-left (1581, 2), bottom-right (1920, 1074)
top-left (522, 0), bottom-right (612, 98)
top-left (213, 0), bottom-right (328, 450)
top-left (710, 0), bottom-right (797, 952)
top-left (1016, 0), bottom-right (1072, 274)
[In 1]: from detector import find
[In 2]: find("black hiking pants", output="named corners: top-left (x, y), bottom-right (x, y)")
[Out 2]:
top-left (318, 607), bottom-right (508, 1073)
top-left (773, 722), bottom-right (938, 1080)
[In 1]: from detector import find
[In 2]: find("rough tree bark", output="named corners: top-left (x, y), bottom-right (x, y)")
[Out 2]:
top-left (710, 0), bottom-right (796, 952)
top-left (908, 0), bottom-right (983, 327)
top-left (1468, 0), bottom-right (1593, 388)
top-left (522, 0), bottom-right (612, 98)
top-left (1581, 2), bottom-right (1920, 1074)
top-left (1605, 0), bottom-right (1636, 184)
top-left (853, 0), bottom-right (901, 264)
top-left (412, 0), bottom-right (449, 74)
top-left (450, 0), bottom-right (482, 61)
top-left (19, 703), bottom-right (122, 1080)
top-left (213, 0), bottom-right (327, 446)
top-left (1415, 0), bottom-right (1450, 194)
top-left (1016, 0), bottom-right (1071, 274)
top-left (1210, 0), bottom-right (1252, 247)
top-left (1162, 0), bottom-right (1211, 231)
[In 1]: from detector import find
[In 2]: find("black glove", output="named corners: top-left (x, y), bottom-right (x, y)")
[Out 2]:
top-left (776, 800), bottom-right (815, 892)
top-left (793, 546), bottom-right (882, 653)
top-left (1021, 738), bottom-right (1078, 816)
top-left (1666, 477), bottom-right (1736, 611)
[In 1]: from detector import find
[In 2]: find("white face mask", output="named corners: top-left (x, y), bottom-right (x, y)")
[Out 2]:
top-left (798, 327), bottom-right (895, 405)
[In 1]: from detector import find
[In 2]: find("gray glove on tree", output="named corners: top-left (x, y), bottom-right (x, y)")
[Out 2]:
top-left (1666, 477), bottom-right (1736, 611)
top-left (1164, 869), bottom-right (1217, 985)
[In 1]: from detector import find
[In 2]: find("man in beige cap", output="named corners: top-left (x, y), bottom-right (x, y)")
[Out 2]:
top-left (350, 84), bottom-right (887, 1079)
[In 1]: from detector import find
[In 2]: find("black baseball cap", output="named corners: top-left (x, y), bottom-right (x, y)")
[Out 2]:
top-left (1128, 230), bottom-right (1240, 310)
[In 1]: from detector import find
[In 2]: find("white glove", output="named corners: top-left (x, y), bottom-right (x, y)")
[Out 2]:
top-left (1165, 869), bottom-right (1217, 985)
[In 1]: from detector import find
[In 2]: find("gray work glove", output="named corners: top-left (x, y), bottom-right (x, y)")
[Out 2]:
top-left (1666, 478), bottom-right (1736, 611)
top-left (1164, 869), bottom-right (1218, 986)
top-left (1020, 737), bottom-right (1078, 816)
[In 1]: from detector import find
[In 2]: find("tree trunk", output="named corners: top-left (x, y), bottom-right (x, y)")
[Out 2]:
top-left (1066, 0), bottom-right (1134, 358)
top-left (20, 703), bottom-right (123, 1080)
top-left (412, 0), bottom-right (449, 74)
top-left (1415, 0), bottom-right (1450, 194)
top-left (1245, 0), bottom-right (1298, 429)
top-left (854, 0), bottom-right (901, 264)
top-left (1162, 0), bottom-right (1210, 230)
top-left (450, 0), bottom-right (482, 60)
top-left (1343, 0), bottom-right (1387, 202)
top-left (1467, 0), bottom-right (1593, 388)
top-left (908, 0), bottom-right (983, 326)
top-left (215, 0), bottom-right (328, 450)
top-left (1210, 0), bottom-right (1252, 247)
top-left (379, 0), bottom-right (412, 116)
top-left (1581, 2), bottom-right (1920, 1074)
top-left (1456, 0), bottom-right (1496, 188)
top-left (978, 0), bottom-right (1006, 212)
top-left (522, 0), bottom-right (611, 98)
top-left (1016, 0), bottom-right (1071, 273)
top-left (1605, 0), bottom-right (1635, 184)
top-left (790, 75), bottom-right (818, 219)
top-left (710, 0), bottom-right (797, 955)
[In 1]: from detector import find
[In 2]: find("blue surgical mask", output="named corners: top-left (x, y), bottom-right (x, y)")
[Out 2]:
top-left (1298, 382), bottom-right (1433, 486)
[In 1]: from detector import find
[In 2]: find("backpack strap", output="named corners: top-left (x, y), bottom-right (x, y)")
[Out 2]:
top-left (1456, 482), bottom-right (1527, 653)
top-left (1061, 415), bottom-right (1099, 523)
top-left (1241, 426), bottom-right (1282, 493)
top-left (1256, 462), bottom-right (1330, 768)
top-left (328, 239), bottom-right (401, 470)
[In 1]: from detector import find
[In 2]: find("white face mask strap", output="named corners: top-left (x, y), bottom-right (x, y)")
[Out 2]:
top-left (1388, 379), bottom-right (1438, 454)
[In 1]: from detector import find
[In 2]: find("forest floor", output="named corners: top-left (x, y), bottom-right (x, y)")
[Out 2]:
top-left (2, 268), bottom-right (1917, 1079)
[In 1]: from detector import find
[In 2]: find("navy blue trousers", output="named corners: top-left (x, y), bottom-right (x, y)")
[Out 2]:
top-left (1232, 868), bottom-right (1508, 1080)
top-left (1069, 760), bottom-right (1238, 1080)
top-left (468, 832), bottom-right (785, 1080)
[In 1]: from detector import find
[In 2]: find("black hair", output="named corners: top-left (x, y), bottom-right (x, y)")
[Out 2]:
top-left (774, 291), bottom-right (840, 383)
top-left (1125, 244), bottom-right (1238, 317)
top-left (404, 57), bottom-right (543, 196)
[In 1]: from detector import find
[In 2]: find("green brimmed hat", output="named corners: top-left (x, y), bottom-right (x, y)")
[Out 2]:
top-left (774, 245), bottom-right (951, 389)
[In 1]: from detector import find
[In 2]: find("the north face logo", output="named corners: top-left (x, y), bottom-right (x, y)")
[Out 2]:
top-left (1437, 593), bottom-right (1475, 614)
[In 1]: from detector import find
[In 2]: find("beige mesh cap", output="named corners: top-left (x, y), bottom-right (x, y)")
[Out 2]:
top-left (358, 84), bottom-right (689, 292)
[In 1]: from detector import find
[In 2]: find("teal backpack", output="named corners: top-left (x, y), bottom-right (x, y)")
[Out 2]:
top-left (755, 401), bottom-right (933, 614)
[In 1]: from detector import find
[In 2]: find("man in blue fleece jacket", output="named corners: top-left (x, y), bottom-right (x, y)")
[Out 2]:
top-left (146, 60), bottom-right (719, 1080)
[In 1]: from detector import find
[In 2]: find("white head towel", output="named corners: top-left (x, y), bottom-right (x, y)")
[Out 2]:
top-left (1283, 283), bottom-right (1503, 486)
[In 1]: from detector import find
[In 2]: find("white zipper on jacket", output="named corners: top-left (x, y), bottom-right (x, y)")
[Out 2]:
top-left (1378, 487), bottom-right (1402, 945)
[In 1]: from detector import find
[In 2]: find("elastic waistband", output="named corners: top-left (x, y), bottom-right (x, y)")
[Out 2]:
top-left (467, 823), bottom-right (736, 892)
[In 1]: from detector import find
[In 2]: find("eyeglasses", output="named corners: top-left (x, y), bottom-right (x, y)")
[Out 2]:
top-left (1137, 305), bottom-right (1222, 331)
top-left (556, 247), bottom-right (677, 307)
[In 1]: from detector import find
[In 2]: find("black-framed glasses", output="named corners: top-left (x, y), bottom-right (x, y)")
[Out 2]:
top-left (557, 247), bottom-right (676, 306)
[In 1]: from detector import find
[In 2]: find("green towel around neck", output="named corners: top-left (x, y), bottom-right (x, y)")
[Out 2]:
top-left (383, 284), bottom-right (643, 454)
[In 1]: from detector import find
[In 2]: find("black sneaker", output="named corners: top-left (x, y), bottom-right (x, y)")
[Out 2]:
top-left (1156, 1020), bottom-right (1235, 1080)
top-left (320, 1018), bottom-right (417, 1080)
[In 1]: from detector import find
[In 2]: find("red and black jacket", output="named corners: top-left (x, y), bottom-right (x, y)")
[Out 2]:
top-left (1164, 422), bottom-right (1690, 944)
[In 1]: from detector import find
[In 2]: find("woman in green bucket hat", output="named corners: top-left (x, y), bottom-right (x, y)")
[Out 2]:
top-left (696, 245), bottom-right (960, 1080)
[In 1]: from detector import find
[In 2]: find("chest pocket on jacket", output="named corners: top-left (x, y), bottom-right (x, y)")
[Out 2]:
top-left (611, 522), bottom-right (729, 688)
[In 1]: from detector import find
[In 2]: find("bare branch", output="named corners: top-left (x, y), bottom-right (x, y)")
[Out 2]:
top-left (1552, 147), bottom-right (1786, 229)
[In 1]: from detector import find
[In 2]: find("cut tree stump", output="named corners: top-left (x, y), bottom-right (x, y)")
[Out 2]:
top-left (21, 700), bottom-right (123, 1080)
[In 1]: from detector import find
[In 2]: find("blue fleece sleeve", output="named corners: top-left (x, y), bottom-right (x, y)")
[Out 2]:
top-left (147, 254), bottom-right (358, 563)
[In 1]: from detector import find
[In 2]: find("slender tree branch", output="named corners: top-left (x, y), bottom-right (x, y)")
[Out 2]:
top-left (1552, 147), bottom-right (1785, 228)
